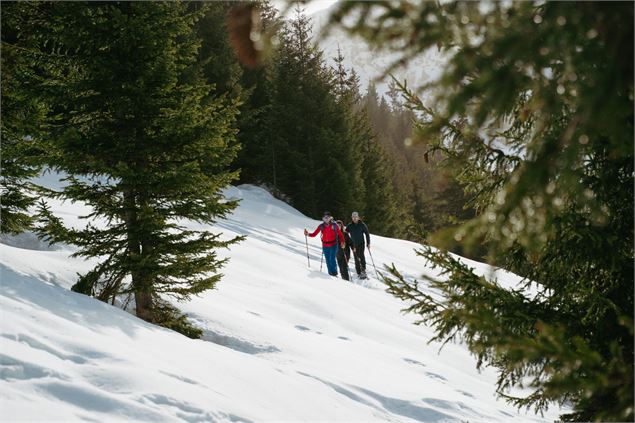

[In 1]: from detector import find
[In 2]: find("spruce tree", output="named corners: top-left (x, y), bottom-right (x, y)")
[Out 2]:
top-left (33, 2), bottom-right (241, 336)
top-left (361, 82), bottom-right (421, 237)
top-left (264, 7), bottom-right (353, 219)
top-left (331, 49), bottom-right (366, 219)
top-left (233, 1), bottom-right (282, 190)
top-left (326, 1), bottom-right (634, 420)
top-left (0, 3), bottom-right (47, 235)
top-left (359, 138), bottom-right (400, 237)
top-left (334, 62), bottom-right (400, 236)
top-left (191, 2), bottom-right (243, 98)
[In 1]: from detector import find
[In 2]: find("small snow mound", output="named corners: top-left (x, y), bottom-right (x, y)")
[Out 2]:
top-left (229, 184), bottom-right (310, 222)
top-left (223, 185), bottom-right (243, 201)
top-left (236, 184), bottom-right (274, 200)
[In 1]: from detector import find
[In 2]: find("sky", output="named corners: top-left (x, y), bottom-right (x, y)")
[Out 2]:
top-left (272, 0), bottom-right (338, 17)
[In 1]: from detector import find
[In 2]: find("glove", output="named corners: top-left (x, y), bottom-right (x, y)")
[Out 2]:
top-left (340, 243), bottom-right (345, 249)
top-left (304, 229), bottom-right (308, 235)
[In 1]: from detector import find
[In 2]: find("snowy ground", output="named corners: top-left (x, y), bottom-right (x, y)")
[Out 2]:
top-left (0, 182), bottom-right (563, 422)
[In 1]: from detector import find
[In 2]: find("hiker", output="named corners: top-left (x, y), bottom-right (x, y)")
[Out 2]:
top-left (304, 211), bottom-right (345, 277)
top-left (346, 211), bottom-right (371, 279)
top-left (335, 220), bottom-right (353, 281)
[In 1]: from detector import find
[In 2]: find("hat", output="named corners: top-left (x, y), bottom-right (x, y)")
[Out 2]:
top-left (351, 211), bottom-right (359, 218)
top-left (323, 211), bottom-right (331, 217)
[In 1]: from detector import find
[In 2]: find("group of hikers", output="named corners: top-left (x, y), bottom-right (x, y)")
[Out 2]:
top-left (304, 211), bottom-right (371, 280)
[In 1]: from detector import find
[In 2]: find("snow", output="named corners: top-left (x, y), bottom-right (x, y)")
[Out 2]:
top-left (1, 181), bottom-right (564, 422)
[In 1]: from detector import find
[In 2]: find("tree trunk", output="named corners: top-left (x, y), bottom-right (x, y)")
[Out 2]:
top-left (135, 289), bottom-right (153, 322)
top-left (137, 236), bottom-right (154, 322)
top-left (123, 188), bottom-right (153, 322)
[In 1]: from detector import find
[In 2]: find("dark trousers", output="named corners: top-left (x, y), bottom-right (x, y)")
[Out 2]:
top-left (352, 243), bottom-right (366, 275)
top-left (336, 249), bottom-right (350, 281)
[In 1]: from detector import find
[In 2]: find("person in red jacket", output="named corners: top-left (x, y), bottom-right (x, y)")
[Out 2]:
top-left (304, 211), bottom-right (345, 277)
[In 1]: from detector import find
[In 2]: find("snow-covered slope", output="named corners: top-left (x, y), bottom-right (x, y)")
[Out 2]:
top-left (1, 183), bottom-right (562, 422)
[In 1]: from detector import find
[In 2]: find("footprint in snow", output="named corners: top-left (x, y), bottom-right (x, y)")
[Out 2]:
top-left (457, 390), bottom-right (475, 398)
top-left (403, 358), bottom-right (426, 367)
top-left (424, 371), bottom-right (448, 382)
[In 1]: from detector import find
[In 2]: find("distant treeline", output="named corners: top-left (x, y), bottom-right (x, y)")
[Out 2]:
top-left (231, 4), bottom-right (473, 240)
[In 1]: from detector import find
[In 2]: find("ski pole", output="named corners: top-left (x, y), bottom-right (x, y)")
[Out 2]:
top-left (345, 250), bottom-right (352, 282)
top-left (319, 231), bottom-right (325, 273)
top-left (305, 234), bottom-right (310, 268)
top-left (350, 246), bottom-right (360, 280)
top-left (320, 248), bottom-right (324, 272)
top-left (368, 247), bottom-right (380, 279)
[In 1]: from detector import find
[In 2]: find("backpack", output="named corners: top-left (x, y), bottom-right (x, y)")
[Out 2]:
top-left (319, 222), bottom-right (340, 243)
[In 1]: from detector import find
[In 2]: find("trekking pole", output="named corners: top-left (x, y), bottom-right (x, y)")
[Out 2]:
top-left (319, 231), bottom-right (325, 273)
top-left (350, 246), bottom-right (360, 281)
top-left (368, 247), bottom-right (380, 279)
top-left (305, 234), bottom-right (310, 268)
top-left (320, 250), bottom-right (324, 272)
top-left (345, 251), bottom-right (352, 282)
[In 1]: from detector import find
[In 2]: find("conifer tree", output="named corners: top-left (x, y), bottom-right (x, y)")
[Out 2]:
top-left (326, 1), bottom-right (634, 420)
top-left (191, 2), bottom-right (243, 98)
top-left (0, 3), bottom-right (47, 234)
top-left (361, 82), bottom-right (419, 236)
top-left (264, 7), bottom-right (352, 218)
top-left (333, 60), bottom-right (401, 235)
top-left (359, 138), bottom-right (400, 237)
top-left (233, 1), bottom-right (282, 189)
top-left (33, 2), bottom-right (242, 336)
top-left (331, 49), bottom-right (366, 219)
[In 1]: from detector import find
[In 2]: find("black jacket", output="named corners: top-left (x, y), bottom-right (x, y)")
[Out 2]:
top-left (337, 231), bottom-right (353, 260)
top-left (346, 221), bottom-right (370, 246)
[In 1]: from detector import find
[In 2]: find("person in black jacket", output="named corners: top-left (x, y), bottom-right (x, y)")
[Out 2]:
top-left (335, 220), bottom-right (352, 281)
top-left (345, 211), bottom-right (371, 279)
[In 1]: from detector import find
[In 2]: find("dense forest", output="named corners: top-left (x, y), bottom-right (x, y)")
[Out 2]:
top-left (232, 4), bottom-right (469, 241)
top-left (2, 1), bottom-right (472, 243)
top-left (1, 1), bottom-right (468, 330)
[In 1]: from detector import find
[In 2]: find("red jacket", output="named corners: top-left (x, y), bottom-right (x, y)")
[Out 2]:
top-left (308, 222), bottom-right (345, 247)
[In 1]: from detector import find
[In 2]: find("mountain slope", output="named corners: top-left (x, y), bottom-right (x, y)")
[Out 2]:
top-left (0, 184), bottom-right (562, 422)
top-left (310, 6), bottom-right (447, 99)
